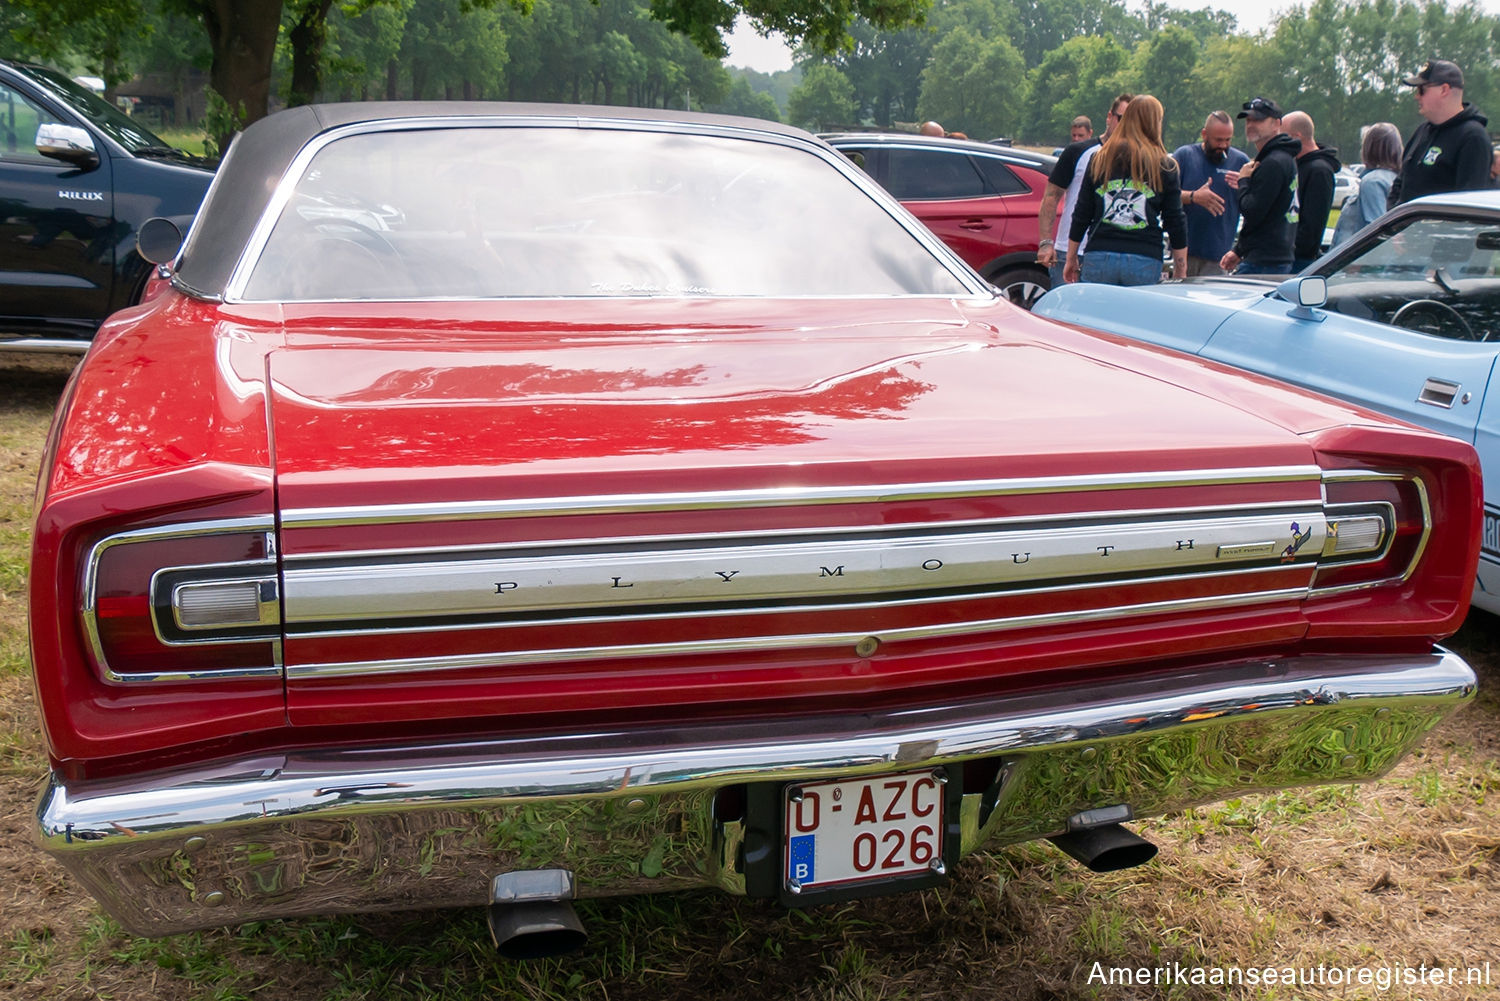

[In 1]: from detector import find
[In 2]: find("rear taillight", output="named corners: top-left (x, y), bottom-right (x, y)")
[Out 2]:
top-left (1312, 472), bottom-right (1428, 594)
top-left (84, 519), bottom-right (281, 682)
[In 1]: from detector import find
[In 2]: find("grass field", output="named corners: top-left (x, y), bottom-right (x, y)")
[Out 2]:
top-left (1, 354), bottom-right (1496, 1000)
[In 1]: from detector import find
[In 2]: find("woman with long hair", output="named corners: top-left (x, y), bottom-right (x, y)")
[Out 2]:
top-left (1330, 123), bottom-right (1402, 248)
top-left (1064, 95), bottom-right (1187, 285)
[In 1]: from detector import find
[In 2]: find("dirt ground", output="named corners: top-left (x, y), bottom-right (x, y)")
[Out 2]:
top-left (1, 354), bottom-right (1496, 1000)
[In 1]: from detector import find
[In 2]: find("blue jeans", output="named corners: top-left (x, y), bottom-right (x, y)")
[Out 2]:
top-left (1080, 250), bottom-right (1162, 286)
top-left (1238, 259), bottom-right (1293, 276)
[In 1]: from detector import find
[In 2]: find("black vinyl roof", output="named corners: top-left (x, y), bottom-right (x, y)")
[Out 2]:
top-left (173, 102), bottom-right (817, 300)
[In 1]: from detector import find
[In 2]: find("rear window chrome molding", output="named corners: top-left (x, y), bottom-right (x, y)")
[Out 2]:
top-left (219, 115), bottom-right (990, 305)
top-left (277, 465), bottom-right (1326, 529)
top-left (285, 584), bottom-right (1313, 680)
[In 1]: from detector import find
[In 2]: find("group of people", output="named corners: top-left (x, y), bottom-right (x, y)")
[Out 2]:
top-left (1036, 58), bottom-right (1495, 287)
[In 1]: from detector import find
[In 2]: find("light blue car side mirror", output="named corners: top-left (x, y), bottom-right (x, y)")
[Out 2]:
top-left (1277, 275), bottom-right (1327, 322)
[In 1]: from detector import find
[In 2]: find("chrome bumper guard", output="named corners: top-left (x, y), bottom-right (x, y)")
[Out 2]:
top-left (37, 650), bottom-right (1475, 936)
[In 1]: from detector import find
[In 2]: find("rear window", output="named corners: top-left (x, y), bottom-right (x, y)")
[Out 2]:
top-left (240, 126), bottom-right (972, 301)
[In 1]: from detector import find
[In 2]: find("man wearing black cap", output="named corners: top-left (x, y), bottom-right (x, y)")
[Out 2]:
top-left (1389, 59), bottom-right (1491, 208)
top-left (1220, 97), bottom-right (1301, 275)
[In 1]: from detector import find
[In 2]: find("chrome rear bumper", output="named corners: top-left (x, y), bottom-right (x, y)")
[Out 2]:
top-left (37, 650), bottom-right (1475, 936)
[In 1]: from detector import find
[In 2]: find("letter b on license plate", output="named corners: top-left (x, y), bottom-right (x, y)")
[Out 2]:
top-left (783, 769), bottom-right (949, 895)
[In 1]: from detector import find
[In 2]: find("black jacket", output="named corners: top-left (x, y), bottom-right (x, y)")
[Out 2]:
top-left (1234, 132), bottom-right (1301, 266)
top-left (1389, 104), bottom-right (1492, 208)
top-left (1294, 144), bottom-right (1340, 261)
top-left (1069, 155), bottom-right (1187, 258)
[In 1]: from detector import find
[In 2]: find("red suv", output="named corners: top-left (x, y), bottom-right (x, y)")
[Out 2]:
top-left (824, 133), bottom-right (1056, 308)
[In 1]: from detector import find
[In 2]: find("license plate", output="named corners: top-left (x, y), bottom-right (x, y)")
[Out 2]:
top-left (783, 769), bottom-right (947, 893)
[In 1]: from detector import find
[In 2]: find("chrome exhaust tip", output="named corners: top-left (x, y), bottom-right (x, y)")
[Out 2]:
top-left (487, 869), bottom-right (587, 959)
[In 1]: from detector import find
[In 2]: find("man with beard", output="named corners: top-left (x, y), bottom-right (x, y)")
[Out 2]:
top-left (1172, 110), bottom-right (1250, 276)
top-left (1221, 97), bottom-right (1300, 275)
top-left (1284, 111), bottom-right (1340, 271)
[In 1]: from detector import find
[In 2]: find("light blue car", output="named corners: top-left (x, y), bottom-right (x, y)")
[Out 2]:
top-left (1034, 189), bottom-right (1500, 613)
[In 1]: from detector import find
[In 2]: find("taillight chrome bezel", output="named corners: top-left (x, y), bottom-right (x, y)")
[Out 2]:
top-left (1309, 470), bottom-right (1430, 597)
top-left (81, 516), bottom-right (284, 684)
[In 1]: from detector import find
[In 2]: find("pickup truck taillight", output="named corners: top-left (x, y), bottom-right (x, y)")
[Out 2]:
top-left (84, 522), bottom-right (281, 682)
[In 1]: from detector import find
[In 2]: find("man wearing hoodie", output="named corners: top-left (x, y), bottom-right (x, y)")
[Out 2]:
top-left (1389, 60), bottom-right (1491, 208)
top-left (1220, 97), bottom-right (1300, 275)
top-left (1284, 111), bottom-right (1340, 271)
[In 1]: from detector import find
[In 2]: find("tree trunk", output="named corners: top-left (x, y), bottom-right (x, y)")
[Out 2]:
top-left (287, 0), bottom-right (338, 107)
top-left (387, 59), bottom-right (399, 100)
top-left (463, 80), bottom-right (474, 101)
top-left (203, 0), bottom-right (283, 143)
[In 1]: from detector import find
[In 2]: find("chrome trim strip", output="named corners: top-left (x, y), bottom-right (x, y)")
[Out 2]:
top-left (279, 465), bottom-right (1325, 528)
top-left (278, 497), bottom-right (1321, 564)
top-left (223, 116), bottom-right (990, 303)
top-left (285, 586), bottom-right (1310, 679)
top-left (282, 510), bottom-right (1322, 625)
top-left (81, 519), bottom-right (281, 684)
top-left (0, 337), bottom-right (91, 355)
top-left (287, 560), bottom-right (1312, 640)
top-left (36, 651), bottom-right (1475, 936)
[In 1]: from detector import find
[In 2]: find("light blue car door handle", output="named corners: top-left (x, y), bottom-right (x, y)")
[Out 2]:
top-left (1418, 378), bottom-right (1462, 409)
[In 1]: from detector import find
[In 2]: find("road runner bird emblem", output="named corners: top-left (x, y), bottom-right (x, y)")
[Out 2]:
top-left (1281, 521), bottom-right (1313, 562)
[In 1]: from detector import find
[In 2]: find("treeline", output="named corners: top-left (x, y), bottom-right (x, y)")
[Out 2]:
top-left (4, 0), bottom-right (1498, 160)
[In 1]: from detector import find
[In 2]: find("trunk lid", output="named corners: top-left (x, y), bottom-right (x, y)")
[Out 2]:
top-left (267, 300), bottom-right (1327, 729)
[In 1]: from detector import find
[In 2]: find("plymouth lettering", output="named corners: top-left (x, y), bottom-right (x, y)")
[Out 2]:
top-left (922, 559), bottom-right (943, 571)
top-left (1176, 539), bottom-right (1195, 550)
top-left (1097, 545), bottom-right (1115, 556)
top-left (610, 577), bottom-right (633, 588)
top-left (493, 582), bottom-right (519, 594)
top-left (819, 566), bottom-right (846, 577)
top-left (714, 570), bottom-right (740, 582)
top-left (1012, 552), bottom-right (1030, 564)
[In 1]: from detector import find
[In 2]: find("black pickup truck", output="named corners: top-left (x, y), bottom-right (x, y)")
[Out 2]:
top-left (1, 59), bottom-right (215, 353)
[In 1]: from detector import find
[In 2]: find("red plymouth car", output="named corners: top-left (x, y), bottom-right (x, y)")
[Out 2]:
top-left (30, 104), bottom-right (1479, 957)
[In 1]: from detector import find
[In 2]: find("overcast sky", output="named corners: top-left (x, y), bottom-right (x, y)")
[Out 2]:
top-left (724, 1), bottom-right (1500, 73)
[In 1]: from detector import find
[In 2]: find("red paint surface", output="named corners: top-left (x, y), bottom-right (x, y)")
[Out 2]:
top-left (28, 290), bottom-right (1482, 776)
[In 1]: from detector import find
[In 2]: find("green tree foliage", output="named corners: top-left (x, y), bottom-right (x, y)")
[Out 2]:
top-left (917, 27), bottom-right (1026, 139)
top-left (1122, 23), bottom-right (1199, 147)
top-left (786, 62), bottom-right (857, 128)
top-left (705, 75), bottom-right (782, 119)
top-left (816, 20), bottom-right (935, 127)
top-left (1022, 34), bottom-right (1129, 143)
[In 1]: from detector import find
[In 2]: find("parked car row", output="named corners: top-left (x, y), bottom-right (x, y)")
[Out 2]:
top-left (28, 103), bottom-right (1479, 953)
